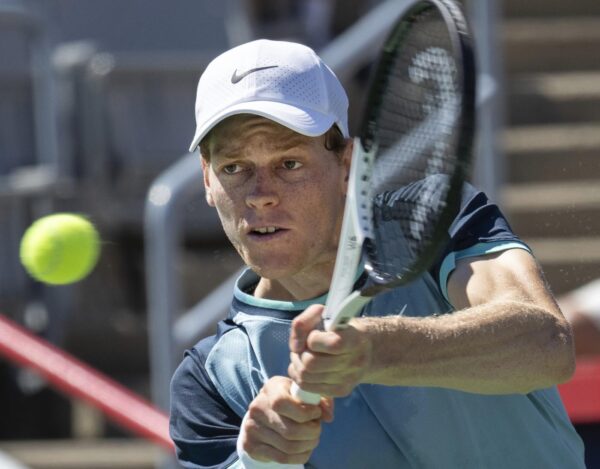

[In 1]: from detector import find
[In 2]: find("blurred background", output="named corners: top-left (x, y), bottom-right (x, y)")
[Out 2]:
top-left (0, 0), bottom-right (599, 468)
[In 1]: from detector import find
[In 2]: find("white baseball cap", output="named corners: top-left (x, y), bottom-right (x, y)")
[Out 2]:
top-left (188, 39), bottom-right (349, 153)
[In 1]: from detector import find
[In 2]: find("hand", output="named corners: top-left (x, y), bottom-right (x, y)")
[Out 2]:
top-left (240, 376), bottom-right (334, 465)
top-left (288, 304), bottom-right (373, 397)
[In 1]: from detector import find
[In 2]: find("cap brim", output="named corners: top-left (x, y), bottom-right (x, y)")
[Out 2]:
top-left (188, 100), bottom-right (342, 153)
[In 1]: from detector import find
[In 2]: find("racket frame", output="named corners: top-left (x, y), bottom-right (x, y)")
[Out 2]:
top-left (357, 0), bottom-right (476, 294)
top-left (291, 0), bottom-right (476, 408)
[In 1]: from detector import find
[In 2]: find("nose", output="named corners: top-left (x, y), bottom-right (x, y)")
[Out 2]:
top-left (245, 168), bottom-right (279, 209)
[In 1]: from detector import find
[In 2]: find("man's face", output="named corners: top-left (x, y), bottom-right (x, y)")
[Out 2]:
top-left (202, 115), bottom-right (351, 282)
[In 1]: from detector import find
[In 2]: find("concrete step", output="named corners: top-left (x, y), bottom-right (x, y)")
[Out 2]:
top-left (0, 439), bottom-right (166, 469)
top-left (502, 181), bottom-right (600, 238)
top-left (504, 124), bottom-right (600, 183)
top-left (507, 72), bottom-right (600, 125)
top-left (503, 0), bottom-right (600, 18)
top-left (518, 238), bottom-right (600, 295)
top-left (502, 181), bottom-right (600, 295)
top-left (506, 205), bottom-right (600, 239)
top-left (503, 18), bottom-right (600, 73)
top-left (503, 181), bottom-right (600, 212)
top-left (502, 180), bottom-right (600, 294)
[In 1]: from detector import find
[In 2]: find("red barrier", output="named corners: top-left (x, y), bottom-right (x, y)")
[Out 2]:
top-left (0, 314), bottom-right (174, 451)
top-left (559, 358), bottom-right (600, 424)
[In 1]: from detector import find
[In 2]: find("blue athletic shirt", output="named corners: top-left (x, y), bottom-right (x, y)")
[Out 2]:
top-left (170, 182), bottom-right (585, 468)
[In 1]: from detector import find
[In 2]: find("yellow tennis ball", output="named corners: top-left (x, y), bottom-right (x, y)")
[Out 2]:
top-left (19, 213), bottom-right (100, 285)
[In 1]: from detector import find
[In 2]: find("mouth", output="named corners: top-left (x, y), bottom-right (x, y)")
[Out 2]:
top-left (248, 226), bottom-right (287, 238)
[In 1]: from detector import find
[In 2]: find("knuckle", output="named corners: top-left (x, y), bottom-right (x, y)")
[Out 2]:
top-left (278, 437), bottom-right (299, 452)
top-left (247, 402), bottom-right (261, 419)
top-left (243, 438), bottom-right (260, 454)
top-left (293, 376), bottom-right (309, 390)
top-left (329, 335), bottom-right (345, 353)
top-left (248, 398), bottom-right (275, 421)
top-left (270, 394), bottom-right (288, 413)
top-left (292, 315), bottom-right (309, 330)
top-left (304, 419), bottom-right (322, 436)
top-left (278, 425), bottom-right (295, 440)
top-left (245, 417), bottom-right (261, 433)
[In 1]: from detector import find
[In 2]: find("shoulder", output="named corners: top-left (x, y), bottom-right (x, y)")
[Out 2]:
top-left (449, 182), bottom-right (518, 245)
top-left (170, 321), bottom-right (239, 412)
top-left (170, 324), bottom-right (243, 468)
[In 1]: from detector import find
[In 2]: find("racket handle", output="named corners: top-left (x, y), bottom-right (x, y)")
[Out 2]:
top-left (290, 381), bottom-right (321, 405)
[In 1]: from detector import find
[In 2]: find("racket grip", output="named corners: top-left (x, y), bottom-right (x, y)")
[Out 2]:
top-left (290, 381), bottom-right (321, 405)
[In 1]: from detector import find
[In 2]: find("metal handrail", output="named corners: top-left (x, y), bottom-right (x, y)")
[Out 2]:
top-left (468, 0), bottom-right (505, 203)
top-left (0, 2), bottom-right (60, 196)
top-left (173, 267), bottom-right (244, 349)
top-left (144, 153), bottom-right (202, 411)
top-left (318, 0), bottom-right (414, 81)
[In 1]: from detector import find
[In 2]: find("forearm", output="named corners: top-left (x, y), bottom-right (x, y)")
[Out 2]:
top-left (357, 299), bottom-right (575, 394)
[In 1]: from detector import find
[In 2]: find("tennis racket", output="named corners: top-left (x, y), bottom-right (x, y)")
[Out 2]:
top-left (291, 0), bottom-right (476, 406)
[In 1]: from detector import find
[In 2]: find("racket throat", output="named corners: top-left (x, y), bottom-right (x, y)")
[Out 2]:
top-left (324, 291), bottom-right (372, 330)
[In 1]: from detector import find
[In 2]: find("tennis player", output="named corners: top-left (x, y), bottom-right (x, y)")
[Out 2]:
top-left (169, 39), bottom-right (585, 468)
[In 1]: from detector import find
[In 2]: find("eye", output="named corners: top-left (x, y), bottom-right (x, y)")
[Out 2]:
top-left (282, 160), bottom-right (303, 170)
top-left (222, 163), bottom-right (243, 175)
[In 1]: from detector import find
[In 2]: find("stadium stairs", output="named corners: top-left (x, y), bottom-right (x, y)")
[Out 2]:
top-left (501, 0), bottom-right (600, 295)
top-left (0, 439), bottom-right (162, 469)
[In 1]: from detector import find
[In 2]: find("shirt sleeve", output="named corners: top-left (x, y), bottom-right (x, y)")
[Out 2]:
top-left (431, 182), bottom-right (531, 302)
top-left (170, 341), bottom-right (242, 469)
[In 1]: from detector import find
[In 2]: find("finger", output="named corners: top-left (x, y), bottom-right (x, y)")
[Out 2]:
top-left (289, 365), bottom-right (356, 391)
top-left (306, 329), bottom-right (349, 354)
top-left (287, 363), bottom-right (358, 396)
top-left (288, 360), bottom-right (340, 392)
top-left (287, 380), bottom-right (354, 398)
top-left (248, 411), bottom-right (322, 445)
top-left (266, 391), bottom-right (323, 423)
top-left (243, 421), bottom-right (317, 464)
top-left (260, 377), bottom-right (325, 423)
top-left (290, 369), bottom-right (347, 385)
top-left (293, 350), bottom-right (352, 373)
top-left (245, 441), bottom-right (314, 466)
top-left (290, 304), bottom-right (325, 353)
top-left (320, 397), bottom-right (335, 423)
top-left (275, 399), bottom-right (324, 423)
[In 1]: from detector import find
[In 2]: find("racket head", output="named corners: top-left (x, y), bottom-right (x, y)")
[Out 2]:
top-left (356, 0), bottom-right (476, 290)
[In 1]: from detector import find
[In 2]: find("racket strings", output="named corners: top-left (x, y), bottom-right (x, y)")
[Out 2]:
top-left (366, 5), bottom-right (464, 282)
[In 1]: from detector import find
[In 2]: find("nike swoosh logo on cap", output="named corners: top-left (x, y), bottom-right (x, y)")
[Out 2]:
top-left (231, 65), bottom-right (279, 84)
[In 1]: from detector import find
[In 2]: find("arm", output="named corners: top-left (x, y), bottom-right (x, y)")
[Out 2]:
top-left (289, 249), bottom-right (575, 396)
top-left (362, 248), bottom-right (575, 394)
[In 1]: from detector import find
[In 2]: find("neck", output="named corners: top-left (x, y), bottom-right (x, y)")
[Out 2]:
top-left (254, 265), bottom-right (334, 302)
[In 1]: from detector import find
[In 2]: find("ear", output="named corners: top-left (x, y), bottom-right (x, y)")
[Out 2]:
top-left (201, 157), bottom-right (216, 207)
top-left (342, 138), bottom-right (353, 192)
